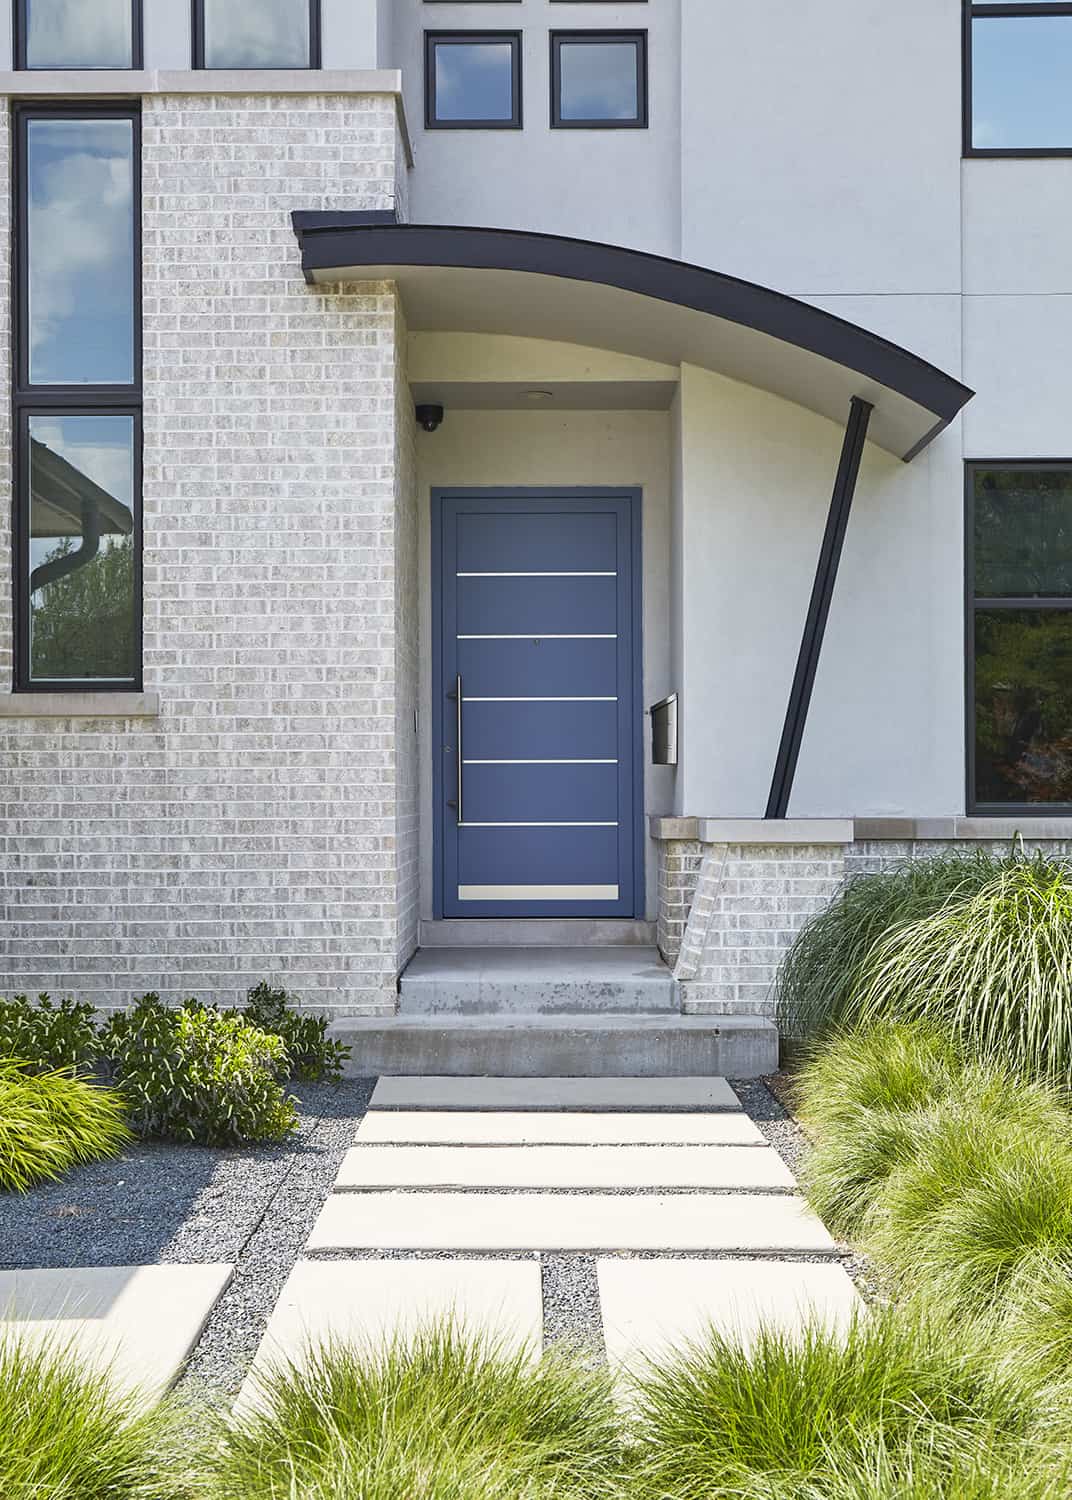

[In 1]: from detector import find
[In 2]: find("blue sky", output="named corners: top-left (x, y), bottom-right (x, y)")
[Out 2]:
top-left (973, 16), bottom-right (1072, 148)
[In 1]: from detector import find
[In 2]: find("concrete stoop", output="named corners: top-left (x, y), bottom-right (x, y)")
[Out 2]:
top-left (328, 1012), bottom-right (778, 1079)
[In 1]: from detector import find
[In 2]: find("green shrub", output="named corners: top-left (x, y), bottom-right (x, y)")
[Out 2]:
top-left (0, 1062), bottom-right (131, 1192)
top-left (100, 996), bottom-right (297, 1147)
top-left (0, 1332), bottom-right (198, 1500)
top-left (0, 993), bottom-right (99, 1072)
top-left (776, 854), bottom-right (1009, 1041)
top-left (242, 982), bottom-right (350, 1083)
top-left (629, 1305), bottom-right (1038, 1500)
top-left (872, 1078), bottom-right (1072, 1318)
top-left (208, 1324), bottom-right (624, 1500)
top-left (849, 857), bottom-right (1072, 1084)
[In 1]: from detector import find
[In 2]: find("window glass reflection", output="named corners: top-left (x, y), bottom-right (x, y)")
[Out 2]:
top-left (24, 0), bottom-right (132, 70)
top-left (558, 39), bottom-right (641, 123)
top-left (27, 117), bottom-right (135, 385)
top-left (972, 16), bottom-right (1072, 149)
top-left (974, 469), bottom-right (1072, 598)
top-left (202, 0), bottom-right (311, 69)
top-left (28, 414), bottom-right (136, 682)
top-left (433, 41), bottom-right (517, 123)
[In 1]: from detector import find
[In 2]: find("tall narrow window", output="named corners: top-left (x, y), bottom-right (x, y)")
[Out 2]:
top-left (14, 107), bottom-right (141, 691)
top-left (969, 464), bottom-right (1072, 809)
top-left (966, 2), bottom-right (1072, 154)
top-left (194, 0), bottom-right (320, 69)
top-left (16, 0), bottom-right (140, 70)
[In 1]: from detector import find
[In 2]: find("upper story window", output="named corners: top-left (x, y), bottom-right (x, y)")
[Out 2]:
top-left (14, 107), bottom-right (142, 691)
top-left (551, 32), bottom-right (648, 129)
top-left (16, 0), bottom-right (141, 70)
top-left (966, 2), bottom-right (1072, 154)
top-left (426, 32), bottom-right (523, 130)
top-left (969, 464), bottom-right (1072, 809)
top-left (194, 0), bottom-right (320, 70)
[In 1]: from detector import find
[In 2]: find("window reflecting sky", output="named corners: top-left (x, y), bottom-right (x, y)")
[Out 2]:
top-left (25, 0), bottom-right (132, 69)
top-left (29, 414), bottom-right (134, 569)
top-left (973, 17), bottom-right (1072, 148)
top-left (558, 41), bottom-right (639, 122)
top-left (27, 118), bottom-right (135, 386)
top-left (434, 42), bottom-right (516, 122)
top-left (203, 0), bottom-right (311, 68)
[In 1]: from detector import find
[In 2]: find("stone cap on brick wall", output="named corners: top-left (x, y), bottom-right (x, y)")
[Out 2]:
top-left (651, 815), bottom-right (1072, 843)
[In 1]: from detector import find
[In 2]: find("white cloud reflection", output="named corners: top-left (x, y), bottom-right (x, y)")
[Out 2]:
top-left (204, 0), bottom-right (311, 68)
top-left (26, 0), bottom-right (132, 68)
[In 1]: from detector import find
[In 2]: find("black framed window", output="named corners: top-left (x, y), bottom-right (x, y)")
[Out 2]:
top-left (965, 2), bottom-right (1072, 155)
top-left (13, 107), bottom-right (142, 692)
top-left (194, 0), bottom-right (320, 70)
top-left (16, 0), bottom-right (141, 70)
top-left (551, 31), bottom-right (648, 129)
top-left (425, 32), bottom-right (523, 129)
top-left (968, 463), bottom-right (1072, 809)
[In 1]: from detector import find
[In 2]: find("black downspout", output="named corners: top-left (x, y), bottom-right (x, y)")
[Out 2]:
top-left (30, 495), bottom-right (103, 594)
top-left (765, 395), bottom-right (874, 820)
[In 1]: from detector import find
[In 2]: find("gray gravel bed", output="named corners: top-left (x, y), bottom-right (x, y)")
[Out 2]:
top-left (541, 1255), bottom-right (605, 1356)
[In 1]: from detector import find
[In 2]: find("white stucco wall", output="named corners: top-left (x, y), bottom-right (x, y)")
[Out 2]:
top-left (673, 365), bottom-right (966, 820)
top-left (415, 408), bottom-right (673, 921)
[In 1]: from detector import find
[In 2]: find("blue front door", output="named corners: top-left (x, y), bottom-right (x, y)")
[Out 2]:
top-left (434, 490), bottom-right (643, 919)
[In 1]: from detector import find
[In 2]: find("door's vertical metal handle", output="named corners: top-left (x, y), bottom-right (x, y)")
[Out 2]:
top-left (455, 673), bottom-right (464, 825)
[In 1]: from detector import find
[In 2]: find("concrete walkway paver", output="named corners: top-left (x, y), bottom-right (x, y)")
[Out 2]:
top-left (0, 1264), bottom-right (233, 1402)
top-left (598, 1258), bottom-right (860, 1366)
top-left (370, 1076), bottom-right (741, 1112)
top-left (335, 1143), bottom-right (796, 1191)
top-left (236, 1259), bottom-right (542, 1414)
top-left (356, 1109), bottom-right (765, 1145)
top-left (307, 1189), bottom-right (836, 1253)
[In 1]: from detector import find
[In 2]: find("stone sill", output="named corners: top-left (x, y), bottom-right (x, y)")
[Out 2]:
top-left (0, 692), bottom-right (160, 718)
top-left (0, 70), bottom-right (413, 163)
top-left (651, 814), bottom-right (1072, 843)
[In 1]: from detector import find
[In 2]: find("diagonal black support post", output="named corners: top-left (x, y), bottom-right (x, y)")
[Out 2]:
top-left (766, 396), bottom-right (874, 820)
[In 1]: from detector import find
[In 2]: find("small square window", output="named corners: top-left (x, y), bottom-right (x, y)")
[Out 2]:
top-left (551, 31), bottom-right (647, 129)
top-left (966, 2), bottom-right (1072, 154)
top-left (17, 0), bottom-right (139, 70)
top-left (194, 0), bottom-right (319, 70)
top-left (426, 32), bottom-right (523, 130)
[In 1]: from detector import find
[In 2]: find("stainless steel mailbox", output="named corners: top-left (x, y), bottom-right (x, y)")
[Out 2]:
top-left (650, 693), bottom-right (679, 766)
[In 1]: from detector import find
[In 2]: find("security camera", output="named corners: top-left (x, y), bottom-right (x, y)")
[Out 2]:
top-left (416, 403), bottom-right (445, 434)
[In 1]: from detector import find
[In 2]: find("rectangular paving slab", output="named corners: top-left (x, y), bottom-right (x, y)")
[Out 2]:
top-left (369, 1076), bottom-right (741, 1112)
top-left (598, 1258), bottom-right (861, 1366)
top-left (0, 1264), bottom-right (233, 1403)
top-left (307, 1192), bottom-right (835, 1253)
top-left (356, 1110), bottom-right (766, 1146)
top-left (235, 1259), bottom-right (542, 1414)
top-left (335, 1144), bottom-right (795, 1191)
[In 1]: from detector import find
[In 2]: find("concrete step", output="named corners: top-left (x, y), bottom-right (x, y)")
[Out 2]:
top-left (400, 946), bottom-right (678, 1016)
top-left (327, 1014), bottom-right (779, 1079)
top-left (419, 919), bottom-right (658, 948)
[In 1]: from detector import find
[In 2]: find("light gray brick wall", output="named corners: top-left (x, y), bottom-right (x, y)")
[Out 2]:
top-left (663, 841), bottom-right (847, 1017)
top-left (393, 297), bottom-right (419, 972)
top-left (848, 838), bottom-right (1072, 876)
top-left (0, 93), bottom-right (415, 1016)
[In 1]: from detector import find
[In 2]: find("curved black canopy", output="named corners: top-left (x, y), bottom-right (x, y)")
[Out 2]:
top-left (292, 216), bottom-right (973, 462)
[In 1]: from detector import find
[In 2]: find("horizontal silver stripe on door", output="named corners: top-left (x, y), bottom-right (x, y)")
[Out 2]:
top-left (458, 884), bottom-right (621, 902)
top-left (457, 571), bottom-right (617, 578)
top-left (463, 696), bottom-right (618, 703)
top-left (463, 758), bottom-right (618, 765)
top-left (457, 634), bottom-right (618, 640)
top-left (461, 821), bottom-right (619, 828)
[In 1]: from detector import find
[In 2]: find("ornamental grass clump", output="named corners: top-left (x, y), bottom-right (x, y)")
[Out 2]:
top-left (871, 1077), bottom-right (1072, 1319)
top-left (0, 1062), bottom-right (130, 1192)
top-left (851, 857), bottom-right (1072, 1084)
top-left (795, 1022), bottom-right (965, 1238)
top-left (776, 853), bottom-right (1008, 1041)
top-left (208, 1323), bottom-right (624, 1500)
top-left (0, 1332), bottom-right (198, 1500)
top-left (629, 1305), bottom-right (1041, 1500)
